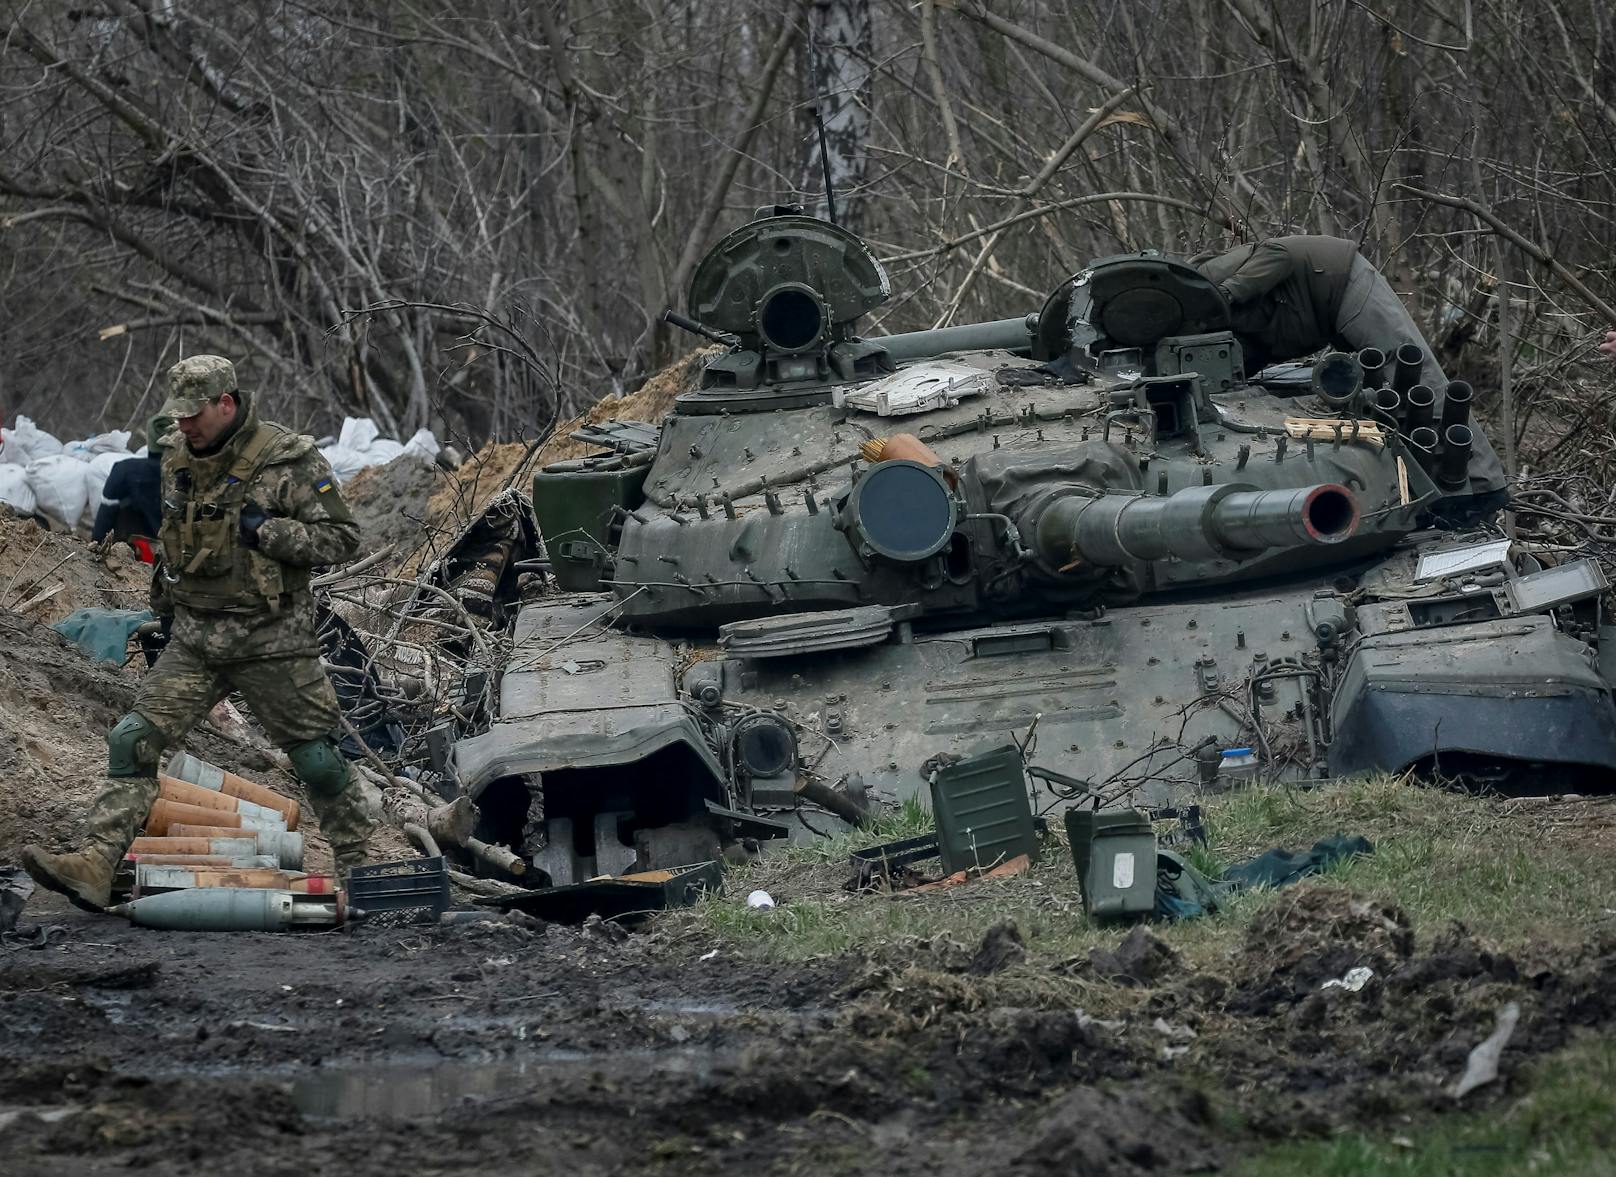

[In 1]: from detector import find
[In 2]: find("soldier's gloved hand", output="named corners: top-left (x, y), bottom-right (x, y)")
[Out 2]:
top-left (239, 500), bottom-right (273, 548)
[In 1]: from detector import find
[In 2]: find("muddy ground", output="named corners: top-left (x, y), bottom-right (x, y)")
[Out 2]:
top-left (2, 877), bottom-right (1613, 1176)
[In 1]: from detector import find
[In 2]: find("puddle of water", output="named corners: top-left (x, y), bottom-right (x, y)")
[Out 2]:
top-left (291, 1048), bottom-right (717, 1121)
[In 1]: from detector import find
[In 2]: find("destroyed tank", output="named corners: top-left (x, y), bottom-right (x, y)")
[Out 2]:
top-left (452, 207), bottom-right (1616, 886)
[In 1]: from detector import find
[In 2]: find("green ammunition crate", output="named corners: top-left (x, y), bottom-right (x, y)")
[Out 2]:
top-left (1065, 807), bottom-right (1156, 919)
top-left (929, 744), bottom-right (1040, 875)
top-left (531, 455), bottom-right (651, 592)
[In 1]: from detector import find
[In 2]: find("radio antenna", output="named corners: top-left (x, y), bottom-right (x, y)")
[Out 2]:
top-left (811, 105), bottom-right (838, 226)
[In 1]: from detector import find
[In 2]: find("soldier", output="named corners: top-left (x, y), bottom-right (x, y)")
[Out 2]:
top-left (23, 355), bottom-right (374, 910)
top-left (91, 413), bottom-right (171, 545)
top-left (1195, 236), bottom-right (1507, 500)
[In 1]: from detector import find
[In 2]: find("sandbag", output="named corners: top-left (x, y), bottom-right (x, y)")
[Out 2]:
top-left (403, 428), bottom-right (441, 461)
top-left (26, 454), bottom-right (89, 528)
top-left (84, 450), bottom-right (133, 523)
top-left (0, 464), bottom-right (36, 515)
top-left (365, 438), bottom-right (406, 465)
top-left (320, 416), bottom-right (428, 481)
top-left (64, 430), bottom-right (133, 460)
top-left (1, 416), bottom-right (64, 465)
top-left (336, 417), bottom-right (381, 452)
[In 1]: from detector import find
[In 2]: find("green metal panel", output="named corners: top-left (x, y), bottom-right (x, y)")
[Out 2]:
top-left (929, 744), bottom-right (1039, 875)
top-left (531, 457), bottom-right (650, 592)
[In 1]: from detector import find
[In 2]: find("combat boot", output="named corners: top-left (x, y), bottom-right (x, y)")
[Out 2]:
top-left (21, 845), bottom-right (117, 912)
top-left (26, 771), bottom-right (161, 914)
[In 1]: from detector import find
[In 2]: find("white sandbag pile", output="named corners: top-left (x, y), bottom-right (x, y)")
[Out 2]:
top-left (2, 415), bottom-right (140, 529)
top-left (318, 417), bottom-right (439, 483)
top-left (2, 413), bottom-right (440, 526)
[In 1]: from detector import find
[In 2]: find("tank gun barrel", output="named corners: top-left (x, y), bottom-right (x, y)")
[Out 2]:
top-left (876, 314), bottom-right (1038, 363)
top-left (1033, 483), bottom-right (1360, 569)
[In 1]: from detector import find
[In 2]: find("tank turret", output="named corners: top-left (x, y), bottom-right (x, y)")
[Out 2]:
top-left (676, 208), bottom-right (894, 397)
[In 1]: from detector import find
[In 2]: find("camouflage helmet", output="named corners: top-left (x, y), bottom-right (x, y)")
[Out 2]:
top-left (163, 354), bottom-right (237, 417)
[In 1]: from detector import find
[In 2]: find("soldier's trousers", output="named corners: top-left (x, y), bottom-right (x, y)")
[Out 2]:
top-left (86, 635), bottom-right (372, 861)
top-left (1335, 254), bottom-right (1507, 495)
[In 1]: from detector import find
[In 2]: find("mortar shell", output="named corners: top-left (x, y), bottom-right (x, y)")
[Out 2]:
top-left (129, 836), bottom-right (260, 859)
top-left (125, 854), bottom-right (280, 869)
top-left (166, 824), bottom-right (303, 869)
top-left (167, 752), bottom-right (300, 829)
top-left (157, 776), bottom-right (288, 826)
top-left (108, 888), bottom-right (342, 932)
top-left (145, 798), bottom-right (286, 837)
top-left (133, 865), bottom-right (336, 896)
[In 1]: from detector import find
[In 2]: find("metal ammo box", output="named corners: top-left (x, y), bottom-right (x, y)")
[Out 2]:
top-left (929, 744), bottom-right (1040, 875)
top-left (1065, 808), bottom-right (1157, 919)
top-left (531, 453), bottom-right (651, 592)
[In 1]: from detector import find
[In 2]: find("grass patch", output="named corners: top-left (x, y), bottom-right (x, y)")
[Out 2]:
top-left (664, 775), bottom-right (1614, 964)
top-left (1193, 774), bottom-right (1612, 950)
top-left (1229, 1034), bottom-right (1616, 1176)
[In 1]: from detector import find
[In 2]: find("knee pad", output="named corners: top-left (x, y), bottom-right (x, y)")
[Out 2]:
top-left (287, 738), bottom-right (351, 799)
top-left (107, 712), bottom-right (164, 778)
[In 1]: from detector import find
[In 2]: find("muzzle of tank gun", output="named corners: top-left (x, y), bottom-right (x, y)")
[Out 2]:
top-left (1404, 384), bottom-right (1436, 432)
top-left (1437, 424), bottom-right (1474, 489)
top-left (1311, 352), bottom-right (1362, 410)
top-left (1440, 380), bottom-right (1473, 433)
top-left (1392, 343), bottom-right (1426, 394)
top-left (1033, 482), bottom-right (1360, 570)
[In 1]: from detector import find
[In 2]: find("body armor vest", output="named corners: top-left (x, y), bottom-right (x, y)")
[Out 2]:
top-left (158, 423), bottom-right (311, 612)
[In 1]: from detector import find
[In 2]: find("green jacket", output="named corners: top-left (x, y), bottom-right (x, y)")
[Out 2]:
top-left (1196, 235), bottom-right (1358, 373)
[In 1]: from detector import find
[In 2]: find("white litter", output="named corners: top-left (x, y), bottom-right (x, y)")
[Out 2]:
top-left (746, 890), bottom-right (775, 909)
top-left (1450, 1001), bottom-right (1521, 1100)
top-left (1320, 965), bottom-right (1375, 992)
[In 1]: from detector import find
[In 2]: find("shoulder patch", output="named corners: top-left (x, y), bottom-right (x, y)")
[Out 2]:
top-left (315, 476), bottom-right (334, 494)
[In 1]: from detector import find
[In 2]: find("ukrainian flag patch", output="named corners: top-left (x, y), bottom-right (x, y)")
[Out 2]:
top-left (315, 477), bottom-right (333, 494)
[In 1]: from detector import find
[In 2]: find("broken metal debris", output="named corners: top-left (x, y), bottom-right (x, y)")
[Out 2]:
top-left (481, 861), bottom-right (723, 926)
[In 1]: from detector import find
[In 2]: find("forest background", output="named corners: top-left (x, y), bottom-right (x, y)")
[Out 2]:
top-left (2, 0), bottom-right (1613, 478)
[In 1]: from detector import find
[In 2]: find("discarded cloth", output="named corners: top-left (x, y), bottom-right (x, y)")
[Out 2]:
top-left (1153, 850), bottom-right (1228, 921)
top-left (1152, 834), bottom-right (1374, 921)
top-left (51, 607), bottom-right (154, 665)
top-left (1221, 834), bottom-right (1375, 891)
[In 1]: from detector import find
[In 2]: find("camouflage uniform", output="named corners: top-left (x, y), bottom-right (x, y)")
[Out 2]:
top-left (25, 356), bottom-right (373, 910)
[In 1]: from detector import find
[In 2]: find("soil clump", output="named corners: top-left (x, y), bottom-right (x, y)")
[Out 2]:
top-left (339, 454), bottom-right (444, 558)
